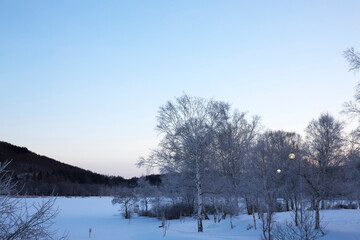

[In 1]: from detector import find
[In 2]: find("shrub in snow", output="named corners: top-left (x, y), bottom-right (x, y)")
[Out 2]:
top-left (272, 209), bottom-right (325, 240)
top-left (333, 202), bottom-right (357, 209)
top-left (151, 203), bottom-right (192, 220)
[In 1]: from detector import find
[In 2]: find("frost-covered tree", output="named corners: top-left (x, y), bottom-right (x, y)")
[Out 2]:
top-left (303, 113), bottom-right (345, 230)
top-left (344, 47), bottom-right (360, 72)
top-left (343, 47), bottom-right (360, 117)
top-left (342, 47), bottom-right (360, 208)
top-left (138, 94), bottom-right (231, 232)
top-left (344, 131), bottom-right (360, 208)
top-left (0, 162), bottom-right (67, 240)
top-left (244, 130), bottom-right (302, 239)
top-left (112, 187), bottom-right (137, 219)
top-left (160, 173), bottom-right (195, 217)
top-left (135, 178), bottom-right (155, 216)
top-left (208, 109), bottom-right (259, 227)
top-left (213, 108), bottom-right (260, 195)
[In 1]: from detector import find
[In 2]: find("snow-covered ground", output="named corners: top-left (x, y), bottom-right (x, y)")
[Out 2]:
top-left (25, 197), bottom-right (360, 240)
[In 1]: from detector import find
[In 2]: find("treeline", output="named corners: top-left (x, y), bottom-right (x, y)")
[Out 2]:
top-left (0, 141), bottom-right (161, 196)
top-left (130, 93), bottom-right (360, 239)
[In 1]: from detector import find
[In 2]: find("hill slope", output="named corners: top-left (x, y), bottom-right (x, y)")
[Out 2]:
top-left (0, 141), bottom-right (140, 195)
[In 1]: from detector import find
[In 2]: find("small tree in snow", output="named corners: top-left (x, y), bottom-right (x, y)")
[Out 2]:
top-left (112, 188), bottom-right (137, 219)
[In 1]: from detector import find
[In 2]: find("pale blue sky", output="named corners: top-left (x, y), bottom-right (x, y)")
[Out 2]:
top-left (1, 1), bottom-right (359, 178)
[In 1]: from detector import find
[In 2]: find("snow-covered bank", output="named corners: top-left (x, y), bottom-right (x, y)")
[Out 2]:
top-left (24, 197), bottom-right (360, 240)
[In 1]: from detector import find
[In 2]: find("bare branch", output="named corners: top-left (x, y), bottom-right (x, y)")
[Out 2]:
top-left (344, 47), bottom-right (360, 72)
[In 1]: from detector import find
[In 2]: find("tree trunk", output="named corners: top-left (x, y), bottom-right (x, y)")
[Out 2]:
top-left (197, 218), bottom-right (203, 233)
top-left (196, 157), bottom-right (203, 232)
top-left (125, 204), bottom-right (129, 219)
top-left (214, 201), bottom-right (220, 223)
top-left (311, 198), bottom-right (315, 210)
top-left (145, 200), bottom-right (148, 216)
top-left (321, 200), bottom-right (325, 210)
top-left (245, 197), bottom-right (252, 215)
top-left (252, 204), bottom-right (257, 230)
top-left (315, 199), bottom-right (320, 230)
top-left (230, 215), bottom-right (234, 229)
top-left (290, 198), bottom-right (294, 210)
top-left (267, 211), bottom-right (272, 239)
top-left (202, 205), bottom-right (210, 220)
top-left (294, 196), bottom-right (298, 226)
top-left (285, 197), bottom-right (289, 211)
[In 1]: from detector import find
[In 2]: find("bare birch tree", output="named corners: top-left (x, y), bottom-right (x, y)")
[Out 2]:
top-left (138, 94), bottom-right (218, 232)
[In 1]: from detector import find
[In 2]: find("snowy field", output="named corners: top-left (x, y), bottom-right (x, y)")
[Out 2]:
top-left (25, 197), bottom-right (360, 240)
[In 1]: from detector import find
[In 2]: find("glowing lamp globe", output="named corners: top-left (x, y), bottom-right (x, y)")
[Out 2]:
top-left (277, 169), bottom-right (281, 174)
top-left (289, 153), bottom-right (295, 159)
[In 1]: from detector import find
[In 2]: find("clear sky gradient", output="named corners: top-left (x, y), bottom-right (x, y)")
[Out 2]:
top-left (1, 1), bottom-right (360, 178)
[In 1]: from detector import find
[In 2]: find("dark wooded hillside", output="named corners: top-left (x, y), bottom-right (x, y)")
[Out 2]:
top-left (0, 141), bottom-right (161, 196)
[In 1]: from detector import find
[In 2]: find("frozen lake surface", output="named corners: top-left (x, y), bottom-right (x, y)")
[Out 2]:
top-left (25, 197), bottom-right (360, 240)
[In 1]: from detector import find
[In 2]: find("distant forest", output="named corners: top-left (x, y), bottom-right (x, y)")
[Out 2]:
top-left (0, 141), bottom-right (161, 196)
